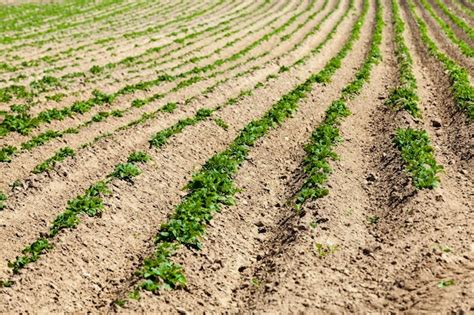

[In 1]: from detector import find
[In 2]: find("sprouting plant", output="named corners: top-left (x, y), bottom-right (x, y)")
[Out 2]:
top-left (437, 279), bottom-right (455, 288)
top-left (0, 192), bottom-right (6, 210)
top-left (162, 102), bottom-right (177, 113)
top-left (128, 289), bottom-right (141, 300)
top-left (433, 243), bottom-right (452, 253)
top-left (393, 128), bottom-right (443, 189)
top-left (110, 163), bottom-right (141, 181)
top-left (368, 215), bottom-right (379, 224)
top-left (127, 151), bottom-right (151, 163)
top-left (250, 278), bottom-right (262, 287)
top-left (314, 243), bottom-right (339, 257)
top-left (0, 145), bottom-right (17, 162)
top-left (0, 279), bottom-right (13, 287)
top-left (214, 118), bottom-right (229, 130)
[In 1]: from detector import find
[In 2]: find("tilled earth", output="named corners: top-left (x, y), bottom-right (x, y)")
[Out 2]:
top-left (0, 0), bottom-right (472, 313)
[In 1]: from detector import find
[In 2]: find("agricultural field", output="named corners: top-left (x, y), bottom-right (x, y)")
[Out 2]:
top-left (0, 0), bottom-right (472, 312)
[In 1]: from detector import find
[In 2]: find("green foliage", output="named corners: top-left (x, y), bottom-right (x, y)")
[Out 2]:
top-left (8, 238), bottom-right (52, 273)
top-left (407, 0), bottom-right (473, 119)
top-left (22, 130), bottom-right (63, 150)
top-left (368, 215), bottom-right (380, 224)
top-left (433, 0), bottom-right (474, 40)
top-left (138, 242), bottom-right (186, 292)
top-left (32, 147), bottom-right (75, 174)
top-left (0, 192), bottom-right (6, 210)
top-left (90, 65), bottom-right (102, 74)
top-left (314, 243), bottom-right (339, 257)
top-left (0, 145), bottom-right (17, 162)
top-left (162, 102), bottom-right (177, 113)
top-left (214, 118), bottom-right (229, 130)
top-left (437, 279), bottom-right (455, 288)
top-left (393, 128), bottom-right (443, 189)
top-left (0, 279), bottom-right (13, 287)
top-left (127, 151), bottom-right (151, 163)
top-left (294, 0), bottom-right (381, 210)
top-left (50, 181), bottom-right (111, 236)
top-left (149, 108), bottom-right (213, 148)
top-left (419, 0), bottom-right (473, 57)
top-left (110, 163), bottom-right (142, 181)
top-left (45, 93), bottom-right (66, 102)
top-left (136, 0), bottom-right (361, 289)
top-left (386, 0), bottom-right (421, 118)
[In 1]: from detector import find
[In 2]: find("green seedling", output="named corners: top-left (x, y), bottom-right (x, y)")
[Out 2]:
top-left (368, 215), bottom-right (379, 224)
top-left (314, 243), bottom-right (339, 257)
top-left (437, 279), bottom-right (455, 288)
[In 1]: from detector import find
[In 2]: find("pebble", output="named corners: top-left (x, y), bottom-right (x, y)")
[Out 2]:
top-left (431, 119), bottom-right (442, 128)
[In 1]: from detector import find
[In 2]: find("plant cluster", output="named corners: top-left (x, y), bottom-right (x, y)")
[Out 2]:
top-left (419, 0), bottom-right (473, 57)
top-left (393, 128), bottom-right (443, 189)
top-left (386, 0), bottom-right (420, 118)
top-left (294, 0), bottom-right (381, 210)
top-left (408, 0), bottom-right (473, 120)
top-left (134, 0), bottom-right (369, 294)
top-left (32, 146), bottom-right (75, 174)
top-left (7, 151), bottom-right (149, 274)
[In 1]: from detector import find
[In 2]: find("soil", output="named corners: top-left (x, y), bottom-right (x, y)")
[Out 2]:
top-left (0, 0), bottom-right (472, 313)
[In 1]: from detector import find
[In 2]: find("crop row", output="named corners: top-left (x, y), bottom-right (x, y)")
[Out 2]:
top-left (406, 0), bottom-right (474, 119)
top-left (0, 0), bottom-right (233, 85)
top-left (0, 0), bottom-right (338, 214)
top-left (419, 0), bottom-right (473, 57)
top-left (0, 0), bottom-right (352, 285)
top-left (390, 0), bottom-right (442, 189)
top-left (123, 0), bottom-right (367, 296)
top-left (0, 0), bottom-right (127, 35)
top-left (0, 0), bottom-right (231, 93)
top-left (432, 0), bottom-right (474, 40)
top-left (294, 0), bottom-right (379, 210)
top-left (0, 0), bottom-right (271, 107)
top-left (0, 0), bottom-right (311, 156)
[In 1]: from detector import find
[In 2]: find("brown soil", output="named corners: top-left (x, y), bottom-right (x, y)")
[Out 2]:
top-left (0, 0), bottom-right (471, 313)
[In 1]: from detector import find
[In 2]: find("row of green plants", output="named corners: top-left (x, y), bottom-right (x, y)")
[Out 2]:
top-left (0, 0), bottom-right (241, 98)
top-left (452, 0), bottom-right (474, 18)
top-left (294, 0), bottom-right (379, 210)
top-left (389, 0), bottom-right (442, 189)
top-left (125, 0), bottom-right (367, 296)
top-left (394, 128), bottom-right (443, 188)
top-left (2, 0), bottom-right (150, 45)
top-left (293, 0), bottom-right (353, 67)
top-left (0, 0), bottom-right (348, 216)
top-left (386, 0), bottom-right (421, 117)
top-left (407, 0), bottom-right (473, 120)
top-left (1, 0), bottom-right (200, 54)
top-left (0, 0), bottom-right (312, 164)
top-left (419, 0), bottom-right (474, 57)
top-left (0, 0), bottom-right (232, 97)
top-left (0, 0), bottom-right (313, 161)
top-left (0, 0), bottom-right (123, 37)
top-left (0, 0), bottom-right (271, 109)
top-left (0, 0), bottom-right (353, 283)
top-left (2, 0), bottom-right (192, 73)
top-left (432, 0), bottom-right (474, 40)
top-left (6, 151), bottom-right (151, 274)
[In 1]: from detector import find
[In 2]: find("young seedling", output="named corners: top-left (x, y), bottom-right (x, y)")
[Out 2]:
top-left (0, 192), bottom-right (6, 210)
top-left (367, 215), bottom-right (379, 224)
top-left (127, 151), bottom-right (151, 163)
top-left (314, 243), bottom-right (339, 257)
top-left (214, 118), bottom-right (229, 130)
top-left (110, 163), bottom-right (142, 181)
top-left (437, 279), bottom-right (455, 288)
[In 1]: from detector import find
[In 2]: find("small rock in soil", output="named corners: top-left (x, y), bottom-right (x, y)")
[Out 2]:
top-left (431, 119), bottom-right (442, 128)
